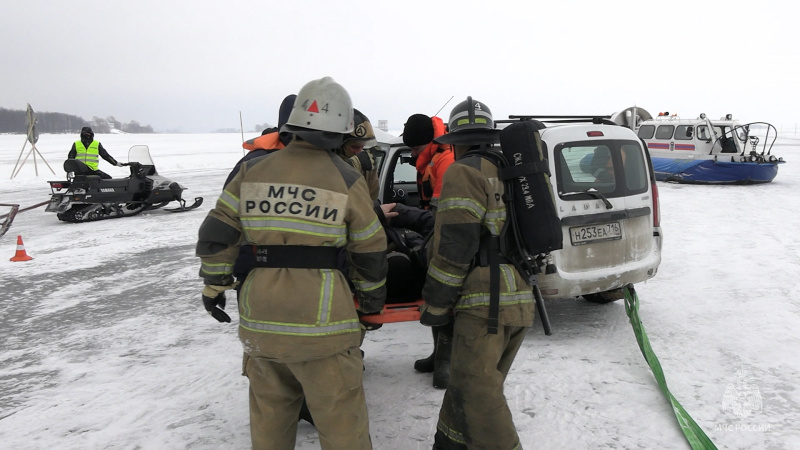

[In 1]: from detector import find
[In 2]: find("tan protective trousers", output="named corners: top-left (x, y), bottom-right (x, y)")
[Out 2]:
top-left (244, 347), bottom-right (372, 450)
top-left (435, 313), bottom-right (528, 450)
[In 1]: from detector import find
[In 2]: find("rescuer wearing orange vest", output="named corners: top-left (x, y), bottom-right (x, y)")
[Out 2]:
top-left (402, 114), bottom-right (454, 210)
top-left (224, 94), bottom-right (297, 187)
top-left (402, 113), bottom-right (455, 389)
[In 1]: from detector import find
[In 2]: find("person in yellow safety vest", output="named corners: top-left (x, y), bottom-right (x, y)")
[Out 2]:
top-left (402, 114), bottom-right (454, 210)
top-left (335, 108), bottom-right (380, 201)
top-left (67, 127), bottom-right (121, 179)
top-left (420, 97), bottom-right (535, 450)
top-left (196, 76), bottom-right (387, 450)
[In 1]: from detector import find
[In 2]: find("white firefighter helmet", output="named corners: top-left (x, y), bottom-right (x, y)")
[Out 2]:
top-left (282, 77), bottom-right (354, 149)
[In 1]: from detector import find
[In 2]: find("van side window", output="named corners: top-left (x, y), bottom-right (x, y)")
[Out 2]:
top-left (621, 143), bottom-right (647, 191)
top-left (637, 125), bottom-right (655, 139)
top-left (655, 125), bottom-right (675, 139)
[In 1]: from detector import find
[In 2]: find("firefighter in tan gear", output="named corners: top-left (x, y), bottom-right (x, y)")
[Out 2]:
top-left (196, 77), bottom-right (387, 450)
top-left (419, 97), bottom-right (535, 450)
top-left (335, 108), bottom-right (380, 200)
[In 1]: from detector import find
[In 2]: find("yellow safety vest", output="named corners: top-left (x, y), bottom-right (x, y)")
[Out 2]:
top-left (75, 140), bottom-right (100, 171)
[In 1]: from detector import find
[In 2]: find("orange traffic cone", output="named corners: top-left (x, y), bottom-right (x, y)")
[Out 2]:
top-left (10, 235), bottom-right (33, 262)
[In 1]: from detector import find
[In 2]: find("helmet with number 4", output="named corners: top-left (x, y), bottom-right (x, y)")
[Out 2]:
top-left (435, 96), bottom-right (500, 145)
top-left (282, 77), bottom-right (354, 149)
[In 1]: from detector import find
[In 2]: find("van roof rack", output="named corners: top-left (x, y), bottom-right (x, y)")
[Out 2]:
top-left (498, 115), bottom-right (616, 126)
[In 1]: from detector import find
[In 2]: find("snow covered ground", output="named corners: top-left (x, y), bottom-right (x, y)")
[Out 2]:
top-left (1, 133), bottom-right (799, 449)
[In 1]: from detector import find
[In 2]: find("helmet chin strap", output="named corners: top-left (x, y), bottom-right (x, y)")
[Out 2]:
top-left (292, 129), bottom-right (344, 150)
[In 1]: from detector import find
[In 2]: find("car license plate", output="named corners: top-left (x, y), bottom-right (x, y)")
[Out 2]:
top-left (569, 222), bottom-right (622, 246)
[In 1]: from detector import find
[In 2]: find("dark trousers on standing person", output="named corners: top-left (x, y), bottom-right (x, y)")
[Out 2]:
top-left (433, 313), bottom-right (528, 450)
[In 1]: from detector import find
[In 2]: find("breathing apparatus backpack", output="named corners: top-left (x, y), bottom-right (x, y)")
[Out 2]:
top-left (472, 120), bottom-right (562, 334)
top-left (475, 121), bottom-right (562, 279)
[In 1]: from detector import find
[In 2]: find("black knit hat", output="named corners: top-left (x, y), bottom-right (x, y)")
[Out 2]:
top-left (402, 114), bottom-right (434, 147)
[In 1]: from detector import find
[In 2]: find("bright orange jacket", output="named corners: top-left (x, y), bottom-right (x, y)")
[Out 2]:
top-left (242, 129), bottom-right (285, 152)
top-left (415, 116), bottom-right (454, 204)
top-left (421, 150), bottom-right (455, 202)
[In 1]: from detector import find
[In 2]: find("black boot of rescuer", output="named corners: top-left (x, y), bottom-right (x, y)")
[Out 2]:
top-left (433, 331), bottom-right (453, 389)
top-left (414, 327), bottom-right (439, 373)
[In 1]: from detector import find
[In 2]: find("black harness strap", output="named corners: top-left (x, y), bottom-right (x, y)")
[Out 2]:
top-left (487, 235), bottom-right (500, 335)
top-left (478, 233), bottom-right (509, 335)
top-left (252, 245), bottom-right (340, 269)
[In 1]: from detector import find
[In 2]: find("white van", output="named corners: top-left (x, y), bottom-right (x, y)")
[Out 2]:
top-left (375, 117), bottom-right (662, 302)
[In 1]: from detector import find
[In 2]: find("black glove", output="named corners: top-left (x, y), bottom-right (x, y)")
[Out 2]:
top-left (419, 303), bottom-right (452, 327)
top-left (202, 285), bottom-right (232, 323)
top-left (357, 310), bottom-right (383, 331)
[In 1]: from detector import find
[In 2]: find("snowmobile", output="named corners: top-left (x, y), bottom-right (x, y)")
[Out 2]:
top-left (46, 145), bottom-right (203, 223)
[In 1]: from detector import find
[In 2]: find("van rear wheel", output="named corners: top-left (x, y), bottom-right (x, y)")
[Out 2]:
top-left (583, 288), bottom-right (624, 304)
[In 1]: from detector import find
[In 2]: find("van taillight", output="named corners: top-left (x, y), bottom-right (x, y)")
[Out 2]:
top-left (651, 182), bottom-right (661, 227)
top-left (50, 182), bottom-right (64, 189)
top-left (586, 131), bottom-right (604, 137)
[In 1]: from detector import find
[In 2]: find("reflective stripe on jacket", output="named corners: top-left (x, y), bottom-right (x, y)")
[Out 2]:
top-left (197, 139), bottom-right (387, 361)
top-left (75, 140), bottom-right (100, 170)
top-left (421, 152), bottom-right (534, 326)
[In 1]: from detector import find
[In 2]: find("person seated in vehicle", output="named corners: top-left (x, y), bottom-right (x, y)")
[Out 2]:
top-left (344, 201), bottom-right (432, 308)
top-left (67, 127), bottom-right (121, 179)
top-left (376, 202), bottom-right (434, 303)
top-left (720, 135), bottom-right (738, 153)
top-left (580, 148), bottom-right (615, 183)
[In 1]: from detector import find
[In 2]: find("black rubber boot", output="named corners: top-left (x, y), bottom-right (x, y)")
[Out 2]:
top-left (432, 330), bottom-right (452, 389)
top-left (414, 326), bottom-right (438, 373)
top-left (433, 429), bottom-right (468, 449)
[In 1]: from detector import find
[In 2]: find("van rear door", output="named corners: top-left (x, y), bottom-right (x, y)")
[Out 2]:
top-left (545, 129), bottom-right (658, 295)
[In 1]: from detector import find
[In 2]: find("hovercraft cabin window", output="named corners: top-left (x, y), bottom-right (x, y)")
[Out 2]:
top-left (637, 125), bottom-right (655, 139)
top-left (654, 125), bottom-right (675, 140)
top-left (674, 125), bottom-right (693, 140)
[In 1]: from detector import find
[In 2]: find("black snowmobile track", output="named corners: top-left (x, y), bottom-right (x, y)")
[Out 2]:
top-left (56, 203), bottom-right (148, 223)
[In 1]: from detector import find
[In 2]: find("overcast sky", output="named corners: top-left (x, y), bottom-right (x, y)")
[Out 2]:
top-left (2, 0), bottom-right (798, 133)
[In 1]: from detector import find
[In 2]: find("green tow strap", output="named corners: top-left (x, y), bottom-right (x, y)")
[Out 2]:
top-left (623, 284), bottom-right (718, 450)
